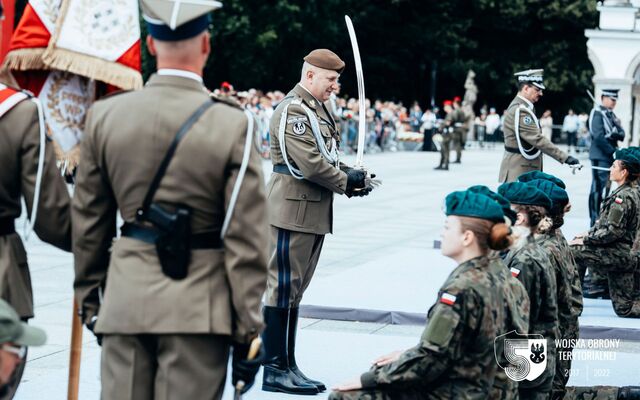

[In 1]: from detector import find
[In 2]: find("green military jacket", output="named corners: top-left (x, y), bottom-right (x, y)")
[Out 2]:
top-left (488, 255), bottom-right (530, 400)
top-left (267, 84), bottom-right (348, 235)
top-left (360, 256), bottom-right (506, 399)
top-left (586, 183), bottom-right (639, 249)
top-left (536, 231), bottom-right (582, 340)
top-left (499, 95), bottom-right (568, 182)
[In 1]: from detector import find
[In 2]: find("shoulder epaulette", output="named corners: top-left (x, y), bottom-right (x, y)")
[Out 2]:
top-left (210, 93), bottom-right (243, 110)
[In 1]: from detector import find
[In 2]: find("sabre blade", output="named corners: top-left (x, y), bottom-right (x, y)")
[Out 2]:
top-left (345, 15), bottom-right (366, 169)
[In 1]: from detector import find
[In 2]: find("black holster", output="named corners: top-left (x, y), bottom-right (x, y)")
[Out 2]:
top-left (145, 203), bottom-right (192, 280)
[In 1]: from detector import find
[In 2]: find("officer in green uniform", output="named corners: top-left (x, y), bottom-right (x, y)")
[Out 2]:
top-left (499, 69), bottom-right (579, 182)
top-left (499, 181), bottom-right (559, 400)
top-left (330, 190), bottom-right (515, 400)
top-left (435, 100), bottom-right (454, 170)
top-left (570, 149), bottom-right (640, 318)
top-left (263, 49), bottom-right (375, 395)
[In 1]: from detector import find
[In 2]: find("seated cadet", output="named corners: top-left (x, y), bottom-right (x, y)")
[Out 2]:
top-left (498, 182), bottom-right (559, 400)
top-left (330, 190), bottom-right (515, 400)
top-left (468, 185), bottom-right (530, 400)
top-left (570, 148), bottom-right (640, 318)
top-left (518, 172), bottom-right (583, 400)
top-left (0, 299), bottom-right (46, 397)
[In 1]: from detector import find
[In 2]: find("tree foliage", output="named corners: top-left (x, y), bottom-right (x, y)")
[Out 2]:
top-left (148, 0), bottom-right (597, 114)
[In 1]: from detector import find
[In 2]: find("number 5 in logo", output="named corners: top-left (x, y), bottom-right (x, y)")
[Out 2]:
top-left (495, 331), bottom-right (548, 382)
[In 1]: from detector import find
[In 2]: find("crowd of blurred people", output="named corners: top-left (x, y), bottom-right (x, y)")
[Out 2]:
top-left (212, 82), bottom-right (591, 157)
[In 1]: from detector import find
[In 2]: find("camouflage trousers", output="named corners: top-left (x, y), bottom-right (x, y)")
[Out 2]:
top-left (563, 386), bottom-right (619, 400)
top-left (328, 390), bottom-right (425, 400)
top-left (439, 136), bottom-right (451, 167)
top-left (451, 130), bottom-right (463, 162)
top-left (571, 245), bottom-right (640, 318)
top-left (553, 319), bottom-right (579, 400)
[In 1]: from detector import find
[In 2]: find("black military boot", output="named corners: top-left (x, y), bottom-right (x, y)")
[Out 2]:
top-left (288, 308), bottom-right (326, 392)
top-left (262, 306), bottom-right (318, 395)
top-left (618, 386), bottom-right (640, 399)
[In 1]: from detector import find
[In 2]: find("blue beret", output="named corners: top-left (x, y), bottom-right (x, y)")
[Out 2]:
top-left (497, 182), bottom-right (552, 210)
top-left (467, 185), bottom-right (517, 224)
top-left (517, 171), bottom-right (566, 189)
top-left (445, 190), bottom-right (505, 223)
top-left (525, 179), bottom-right (569, 210)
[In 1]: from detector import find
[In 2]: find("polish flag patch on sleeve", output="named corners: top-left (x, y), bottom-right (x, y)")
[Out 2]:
top-left (615, 197), bottom-right (623, 204)
top-left (510, 267), bottom-right (521, 277)
top-left (440, 293), bottom-right (457, 306)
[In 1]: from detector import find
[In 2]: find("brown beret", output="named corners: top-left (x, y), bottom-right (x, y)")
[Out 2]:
top-left (303, 49), bottom-right (345, 74)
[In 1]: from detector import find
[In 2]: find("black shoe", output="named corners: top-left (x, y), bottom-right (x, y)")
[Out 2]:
top-left (452, 160), bottom-right (461, 164)
top-left (262, 306), bottom-right (318, 395)
top-left (619, 386), bottom-right (640, 399)
top-left (288, 308), bottom-right (326, 392)
top-left (434, 165), bottom-right (444, 170)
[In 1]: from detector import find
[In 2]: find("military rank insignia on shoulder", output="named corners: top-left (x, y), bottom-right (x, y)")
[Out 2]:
top-left (615, 197), bottom-right (623, 204)
top-left (510, 267), bottom-right (521, 277)
top-left (523, 115), bottom-right (533, 125)
top-left (440, 292), bottom-right (457, 306)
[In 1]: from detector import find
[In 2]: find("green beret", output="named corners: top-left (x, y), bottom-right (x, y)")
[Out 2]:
top-left (517, 171), bottom-right (566, 189)
top-left (497, 182), bottom-right (552, 210)
top-left (615, 148), bottom-right (640, 174)
top-left (304, 49), bottom-right (346, 74)
top-left (445, 190), bottom-right (505, 223)
top-left (525, 179), bottom-right (569, 210)
top-left (467, 185), bottom-right (517, 224)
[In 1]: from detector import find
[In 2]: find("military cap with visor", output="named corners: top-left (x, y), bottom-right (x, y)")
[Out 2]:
top-left (0, 299), bottom-right (46, 347)
top-left (303, 49), bottom-right (345, 74)
top-left (601, 89), bottom-right (620, 101)
top-left (445, 190), bottom-right (505, 223)
top-left (515, 69), bottom-right (545, 90)
top-left (141, 0), bottom-right (223, 41)
top-left (498, 182), bottom-right (553, 210)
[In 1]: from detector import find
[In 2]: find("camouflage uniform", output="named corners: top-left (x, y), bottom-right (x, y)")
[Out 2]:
top-left (329, 256), bottom-right (507, 400)
top-left (536, 230), bottom-right (583, 399)
top-left (488, 254), bottom-right (530, 400)
top-left (451, 107), bottom-right (466, 163)
top-left (504, 236), bottom-right (559, 399)
top-left (563, 386), bottom-right (621, 400)
top-left (571, 183), bottom-right (640, 318)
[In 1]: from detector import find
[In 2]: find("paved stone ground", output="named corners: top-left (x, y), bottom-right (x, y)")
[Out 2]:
top-left (12, 147), bottom-right (640, 399)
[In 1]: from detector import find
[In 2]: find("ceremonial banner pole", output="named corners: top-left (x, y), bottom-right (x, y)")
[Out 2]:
top-left (67, 299), bottom-right (83, 400)
top-left (345, 15), bottom-right (366, 169)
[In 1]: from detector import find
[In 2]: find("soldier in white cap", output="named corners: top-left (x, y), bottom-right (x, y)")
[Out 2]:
top-left (498, 69), bottom-right (580, 182)
top-left (72, 1), bottom-right (268, 398)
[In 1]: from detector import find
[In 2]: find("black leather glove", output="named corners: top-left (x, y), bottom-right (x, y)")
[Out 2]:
top-left (565, 155), bottom-right (580, 165)
top-left (345, 169), bottom-right (366, 193)
top-left (232, 341), bottom-right (265, 394)
top-left (86, 316), bottom-right (102, 346)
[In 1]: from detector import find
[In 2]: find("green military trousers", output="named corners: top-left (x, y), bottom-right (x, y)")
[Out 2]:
top-left (572, 245), bottom-right (640, 318)
top-left (266, 227), bottom-right (325, 308)
top-left (101, 334), bottom-right (229, 400)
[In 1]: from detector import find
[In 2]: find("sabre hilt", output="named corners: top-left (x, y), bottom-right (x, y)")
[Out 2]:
top-left (570, 164), bottom-right (583, 175)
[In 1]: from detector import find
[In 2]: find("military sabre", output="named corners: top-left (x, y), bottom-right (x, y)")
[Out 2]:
top-left (345, 15), bottom-right (366, 169)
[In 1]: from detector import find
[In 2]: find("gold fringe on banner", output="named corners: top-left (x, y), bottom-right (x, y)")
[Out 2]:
top-left (42, 0), bottom-right (142, 91)
top-left (42, 48), bottom-right (142, 90)
top-left (1, 48), bottom-right (48, 71)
